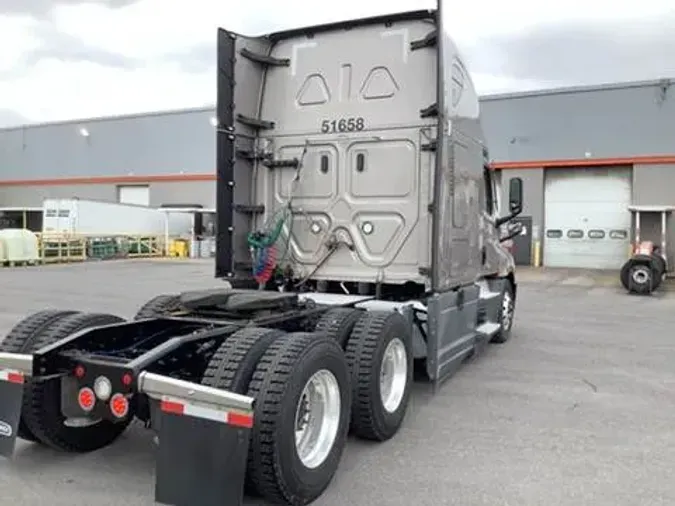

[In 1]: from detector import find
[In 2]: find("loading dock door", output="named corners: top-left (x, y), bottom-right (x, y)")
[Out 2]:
top-left (544, 167), bottom-right (631, 269)
top-left (118, 185), bottom-right (150, 207)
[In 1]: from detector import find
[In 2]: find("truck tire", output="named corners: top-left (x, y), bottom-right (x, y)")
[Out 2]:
top-left (652, 255), bottom-right (666, 276)
top-left (201, 327), bottom-right (285, 394)
top-left (628, 263), bottom-right (653, 295)
top-left (134, 294), bottom-right (181, 320)
top-left (0, 309), bottom-right (80, 442)
top-left (620, 261), bottom-right (632, 291)
top-left (246, 332), bottom-right (351, 505)
top-left (21, 312), bottom-right (132, 453)
top-left (314, 307), bottom-right (363, 348)
top-left (491, 280), bottom-right (515, 344)
top-left (650, 255), bottom-right (666, 290)
top-left (344, 310), bottom-right (413, 442)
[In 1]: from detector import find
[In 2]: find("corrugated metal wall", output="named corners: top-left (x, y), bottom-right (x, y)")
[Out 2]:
top-left (2, 80), bottom-right (674, 184)
top-left (1, 80), bottom-right (675, 260)
top-left (0, 107), bottom-right (216, 180)
top-left (481, 80), bottom-right (675, 162)
top-left (0, 181), bottom-right (216, 208)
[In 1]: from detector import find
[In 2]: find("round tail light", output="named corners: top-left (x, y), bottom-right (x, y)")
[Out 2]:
top-left (110, 393), bottom-right (130, 418)
top-left (77, 387), bottom-right (96, 412)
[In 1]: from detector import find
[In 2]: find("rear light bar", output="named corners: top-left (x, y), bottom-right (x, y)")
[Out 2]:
top-left (139, 372), bottom-right (255, 429)
top-left (160, 398), bottom-right (253, 429)
top-left (0, 353), bottom-right (257, 506)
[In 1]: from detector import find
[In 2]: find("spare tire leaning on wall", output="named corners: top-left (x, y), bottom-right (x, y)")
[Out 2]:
top-left (620, 241), bottom-right (667, 295)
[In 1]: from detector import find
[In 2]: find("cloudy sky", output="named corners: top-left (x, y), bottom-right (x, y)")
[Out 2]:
top-left (1, 0), bottom-right (674, 127)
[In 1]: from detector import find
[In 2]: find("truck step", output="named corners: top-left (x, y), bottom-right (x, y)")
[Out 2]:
top-left (476, 322), bottom-right (501, 338)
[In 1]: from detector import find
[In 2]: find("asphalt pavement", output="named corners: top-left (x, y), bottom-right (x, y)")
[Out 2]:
top-left (0, 259), bottom-right (674, 506)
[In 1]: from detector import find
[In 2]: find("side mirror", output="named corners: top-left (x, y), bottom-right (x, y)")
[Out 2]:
top-left (508, 177), bottom-right (523, 215)
top-left (495, 177), bottom-right (524, 227)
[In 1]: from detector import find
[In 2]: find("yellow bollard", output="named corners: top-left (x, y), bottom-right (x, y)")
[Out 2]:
top-left (533, 241), bottom-right (541, 267)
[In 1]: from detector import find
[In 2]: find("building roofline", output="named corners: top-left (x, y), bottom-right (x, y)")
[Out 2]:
top-left (3, 75), bottom-right (673, 132)
top-left (480, 77), bottom-right (675, 102)
top-left (0, 104), bottom-right (216, 133)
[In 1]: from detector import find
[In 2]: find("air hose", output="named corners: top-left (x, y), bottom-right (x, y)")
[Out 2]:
top-left (247, 207), bottom-right (292, 285)
top-left (247, 140), bottom-right (307, 286)
top-left (252, 244), bottom-right (277, 285)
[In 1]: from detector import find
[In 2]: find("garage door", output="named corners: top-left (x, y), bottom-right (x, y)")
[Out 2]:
top-left (544, 167), bottom-right (631, 269)
top-left (118, 185), bottom-right (150, 207)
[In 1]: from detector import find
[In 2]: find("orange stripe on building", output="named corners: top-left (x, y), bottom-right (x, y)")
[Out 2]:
top-left (0, 173), bottom-right (217, 186)
top-left (1, 154), bottom-right (675, 186)
top-left (491, 154), bottom-right (675, 170)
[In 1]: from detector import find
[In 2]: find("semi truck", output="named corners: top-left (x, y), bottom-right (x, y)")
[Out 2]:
top-left (0, 3), bottom-right (524, 506)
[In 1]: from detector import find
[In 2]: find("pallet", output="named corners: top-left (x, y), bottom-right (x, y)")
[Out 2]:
top-left (0, 260), bottom-right (43, 268)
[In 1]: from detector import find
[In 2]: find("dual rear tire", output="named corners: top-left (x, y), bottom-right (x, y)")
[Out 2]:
top-left (314, 307), bottom-right (413, 439)
top-left (202, 328), bottom-right (352, 505)
top-left (0, 310), bottom-right (133, 452)
top-left (201, 309), bottom-right (414, 505)
top-left (344, 311), bottom-right (413, 441)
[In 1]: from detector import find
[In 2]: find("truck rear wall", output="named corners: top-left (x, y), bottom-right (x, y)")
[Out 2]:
top-left (247, 16), bottom-right (440, 285)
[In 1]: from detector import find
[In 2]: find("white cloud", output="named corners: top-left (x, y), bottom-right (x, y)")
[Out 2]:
top-left (0, 59), bottom-right (213, 122)
top-left (1, 0), bottom-right (675, 126)
top-left (0, 15), bottom-right (41, 73)
top-left (50, 0), bottom-right (675, 56)
top-left (51, 1), bottom-right (240, 59)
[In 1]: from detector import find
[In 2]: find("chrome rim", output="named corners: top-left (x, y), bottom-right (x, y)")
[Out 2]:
top-left (632, 268), bottom-right (649, 284)
top-left (294, 369), bottom-right (341, 469)
top-left (501, 291), bottom-right (514, 331)
top-left (379, 338), bottom-right (408, 414)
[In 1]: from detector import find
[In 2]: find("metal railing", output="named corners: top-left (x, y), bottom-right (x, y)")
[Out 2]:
top-left (0, 232), bottom-right (215, 267)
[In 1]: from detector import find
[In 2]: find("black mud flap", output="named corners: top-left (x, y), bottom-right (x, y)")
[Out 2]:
top-left (154, 398), bottom-right (253, 506)
top-left (0, 370), bottom-right (26, 457)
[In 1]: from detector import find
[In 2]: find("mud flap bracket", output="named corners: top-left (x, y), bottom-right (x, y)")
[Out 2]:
top-left (138, 372), bottom-right (255, 506)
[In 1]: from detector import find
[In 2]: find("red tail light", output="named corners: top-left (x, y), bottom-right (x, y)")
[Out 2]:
top-left (78, 387), bottom-right (96, 412)
top-left (121, 373), bottom-right (133, 387)
top-left (110, 393), bottom-right (130, 418)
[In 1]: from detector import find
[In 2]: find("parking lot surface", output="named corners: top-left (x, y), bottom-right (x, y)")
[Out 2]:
top-left (1, 260), bottom-right (674, 506)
